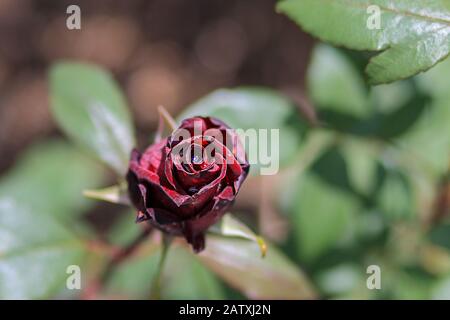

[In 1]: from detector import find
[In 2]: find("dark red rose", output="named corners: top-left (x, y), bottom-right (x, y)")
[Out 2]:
top-left (126, 116), bottom-right (250, 252)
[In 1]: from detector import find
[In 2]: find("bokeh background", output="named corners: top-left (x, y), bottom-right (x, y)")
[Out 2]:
top-left (1, 0), bottom-right (450, 300)
top-left (0, 0), bottom-right (313, 231)
top-left (0, 0), bottom-right (312, 171)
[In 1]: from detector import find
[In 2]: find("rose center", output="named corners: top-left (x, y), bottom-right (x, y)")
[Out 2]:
top-left (191, 153), bottom-right (202, 165)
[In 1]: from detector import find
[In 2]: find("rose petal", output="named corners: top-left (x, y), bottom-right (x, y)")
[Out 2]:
top-left (182, 186), bottom-right (235, 252)
top-left (126, 116), bottom-right (250, 253)
top-left (140, 139), bottom-right (167, 173)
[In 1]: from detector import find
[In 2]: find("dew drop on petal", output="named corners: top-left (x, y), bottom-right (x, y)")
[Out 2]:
top-left (188, 186), bottom-right (199, 194)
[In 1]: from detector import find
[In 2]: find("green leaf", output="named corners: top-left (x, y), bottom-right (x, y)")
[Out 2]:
top-left (376, 167), bottom-right (414, 220)
top-left (0, 197), bottom-right (86, 299)
top-left (196, 235), bottom-right (316, 299)
top-left (407, 106), bottom-right (450, 176)
top-left (211, 215), bottom-right (267, 257)
top-left (0, 139), bottom-right (105, 222)
top-left (307, 44), bottom-right (429, 139)
top-left (341, 139), bottom-right (379, 197)
top-left (0, 140), bottom-right (102, 299)
top-left (278, 0), bottom-right (450, 84)
top-left (428, 224), bottom-right (450, 251)
top-left (404, 58), bottom-right (450, 176)
top-left (417, 54), bottom-right (450, 98)
top-left (106, 215), bottom-right (224, 299)
top-left (311, 145), bottom-right (356, 195)
top-left (107, 211), bottom-right (141, 246)
top-left (163, 248), bottom-right (225, 299)
top-left (105, 252), bottom-right (159, 299)
top-left (292, 173), bottom-right (359, 262)
top-left (49, 62), bottom-right (136, 175)
top-left (390, 269), bottom-right (433, 299)
top-left (308, 44), bottom-right (370, 118)
top-left (177, 87), bottom-right (307, 173)
top-left (432, 275), bottom-right (450, 299)
top-left (316, 264), bottom-right (367, 298)
top-left (106, 247), bottom-right (225, 299)
top-left (104, 213), bottom-right (159, 298)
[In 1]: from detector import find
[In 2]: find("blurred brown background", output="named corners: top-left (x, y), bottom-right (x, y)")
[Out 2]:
top-left (0, 0), bottom-right (313, 173)
top-left (0, 0), bottom-right (315, 236)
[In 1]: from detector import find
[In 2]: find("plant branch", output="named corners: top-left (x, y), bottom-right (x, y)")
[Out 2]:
top-left (150, 234), bottom-right (172, 299)
top-left (82, 225), bottom-right (153, 299)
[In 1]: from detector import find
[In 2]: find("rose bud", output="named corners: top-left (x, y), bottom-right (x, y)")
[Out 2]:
top-left (126, 116), bottom-right (250, 252)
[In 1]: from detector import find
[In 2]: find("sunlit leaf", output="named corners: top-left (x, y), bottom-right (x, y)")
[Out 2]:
top-left (0, 139), bottom-right (105, 221)
top-left (210, 215), bottom-right (267, 257)
top-left (49, 62), bottom-right (136, 175)
top-left (196, 235), bottom-right (316, 299)
top-left (0, 197), bottom-right (86, 299)
top-left (308, 44), bottom-right (370, 119)
top-left (292, 173), bottom-right (359, 262)
top-left (278, 0), bottom-right (450, 84)
top-left (316, 264), bottom-right (367, 298)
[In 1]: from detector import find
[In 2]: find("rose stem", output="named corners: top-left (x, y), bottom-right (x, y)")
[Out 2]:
top-left (150, 234), bottom-right (173, 299)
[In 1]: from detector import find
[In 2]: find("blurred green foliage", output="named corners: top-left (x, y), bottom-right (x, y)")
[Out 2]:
top-left (0, 140), bottom-right (105, 299)
top-left (279, 44), bottom-right (450, 299)
top-left (277, 0), bottom-right (450, 85)
top-left (1, 0), bottom-right (450, 300)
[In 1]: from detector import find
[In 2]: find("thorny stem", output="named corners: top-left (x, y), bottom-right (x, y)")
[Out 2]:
top-left (150, 234), bottom-right (172, 299)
